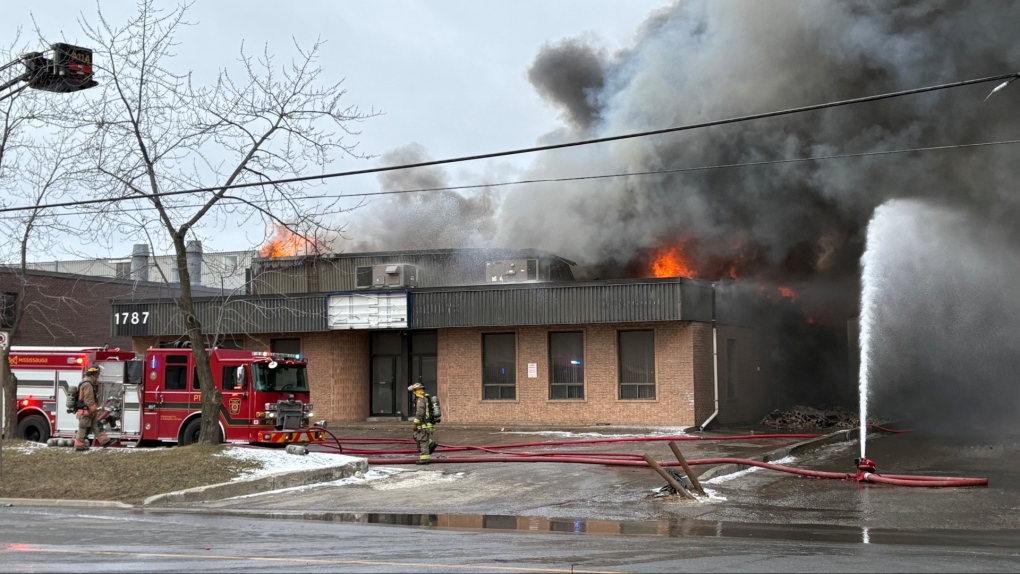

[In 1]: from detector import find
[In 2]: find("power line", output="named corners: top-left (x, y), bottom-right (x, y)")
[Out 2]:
top-left (3, 137), bottom-right (1019, 222)
top-left (0, 70), bottom-right (1017, 216)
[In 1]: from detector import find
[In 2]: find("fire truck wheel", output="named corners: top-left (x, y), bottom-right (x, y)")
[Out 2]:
top-left (180, 419), bottom-right (222, 446)
top-left (17, 415), bottom-right (51, 443)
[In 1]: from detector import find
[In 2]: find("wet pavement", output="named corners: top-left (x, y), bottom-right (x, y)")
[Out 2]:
top-left (2, 504), bottom-right (1018, 572)
top-left (4, 424), bottom-right (1019, 572)
top-left (194, 424), bottom-right (819, 520)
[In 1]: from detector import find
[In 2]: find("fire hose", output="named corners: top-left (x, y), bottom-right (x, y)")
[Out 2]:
top-left (306, 427), bottom-right (987, 488)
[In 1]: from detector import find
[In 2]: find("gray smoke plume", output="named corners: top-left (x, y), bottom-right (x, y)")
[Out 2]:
top-left (496, 0), bottom-right (1020, 316)
top-left (343, 143), bottom-right (498, 252)
top-left (528, 37), bottom-right (606, 132)
top-left (863, 199), bottom-right (1020, 435)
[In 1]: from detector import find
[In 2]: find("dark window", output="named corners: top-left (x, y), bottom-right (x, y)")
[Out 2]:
top-left (618, 330), bottom-right (655, 399)
top-left (483, 333), bottom-right (516, 400)
top-left (356, 266), bottom-right (373, 288)
top-left (216, 338), bottom-right (243, 350)
top-left (526, 259), bottom-right (538, 280)
top-left (271, 338), bottom-right (301, 356)
top-left (549, 331), bottom-right (584, 399)
top-left (726, 338), bottom-right (737, 399)
top-left (114, 261), bottom-right (131, 279)
top-left (222, 365), bottom-right (243, 390)
top-left (1, 293), bottom-right (15, 329)
top-left (164, 354), bottom-right (188, 390)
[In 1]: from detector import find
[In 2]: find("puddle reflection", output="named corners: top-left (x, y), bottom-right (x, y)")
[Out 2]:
top-left (232, 510), bottom-right (1015, 548)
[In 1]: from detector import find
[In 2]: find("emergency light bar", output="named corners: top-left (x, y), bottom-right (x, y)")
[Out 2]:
top-left (251, 351), bottom-right (303, 361)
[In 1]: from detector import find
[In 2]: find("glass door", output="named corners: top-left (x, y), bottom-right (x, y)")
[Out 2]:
top-left (371, 355), bottom-right (397, 415)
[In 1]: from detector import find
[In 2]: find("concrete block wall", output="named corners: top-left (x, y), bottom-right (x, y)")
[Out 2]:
top-left (436, 321), bottom-right (699, 426)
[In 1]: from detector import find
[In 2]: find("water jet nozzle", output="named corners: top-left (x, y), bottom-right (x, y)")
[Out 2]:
top-left (855, 457), bottom-right (877, 481)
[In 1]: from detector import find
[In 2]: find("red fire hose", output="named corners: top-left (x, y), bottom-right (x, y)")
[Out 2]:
top-left (305, 426), bottom-right (987, 488)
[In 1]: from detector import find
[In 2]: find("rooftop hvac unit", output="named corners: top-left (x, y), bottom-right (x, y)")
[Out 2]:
top-left (356, 264), bottom-right (419, 289)
top-left (486, 259), bottom-right (538, 283)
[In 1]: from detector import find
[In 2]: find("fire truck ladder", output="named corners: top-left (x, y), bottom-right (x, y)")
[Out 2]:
top-left (1, 44), bottom-right (98, 103)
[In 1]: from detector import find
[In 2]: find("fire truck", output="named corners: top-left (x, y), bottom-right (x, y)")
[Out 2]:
top-left (7, 346), bottom-right (327, 446)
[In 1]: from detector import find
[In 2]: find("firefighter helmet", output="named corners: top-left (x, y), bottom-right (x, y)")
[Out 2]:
top-left (85, 366), bottom-right (101, 376)
top-left (408, 382), bottom-right (424, 392)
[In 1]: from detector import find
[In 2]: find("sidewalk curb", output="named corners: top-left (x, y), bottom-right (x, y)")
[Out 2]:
top-left (142, 458), bottom-right (369, 507)
top-left (0, 498), bottom-right (134, 509)
top-left (695, 428), bottom-right (863, 482)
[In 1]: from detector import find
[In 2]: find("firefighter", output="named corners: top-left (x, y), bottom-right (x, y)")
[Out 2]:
top-left (408, 382), bottom-right (435, 465)
top-left (74, 366), bottom-right (114, 451)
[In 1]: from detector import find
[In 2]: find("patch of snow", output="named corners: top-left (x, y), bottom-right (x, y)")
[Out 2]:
top-left (8, 441), bottom-right (48, 454)
top-left (702, 455), bottom-right (798, 485)
top-left (219, 447), bottom-right (364, 480)
top-left (368, 467), bottom-right (462, 490)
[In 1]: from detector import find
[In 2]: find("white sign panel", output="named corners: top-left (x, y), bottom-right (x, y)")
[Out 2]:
top-left (527, 362), bottom-right (537, 378)
top-left (327, 291), bottom-right (409, 330)
top-left (0, 330), bottom-right (9, 351)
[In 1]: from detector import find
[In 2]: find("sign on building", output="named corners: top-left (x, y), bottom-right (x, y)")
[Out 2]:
top-left (0, 330), bottom-right (9, 351)
top-left (327, 291), bottom-right (408, 330)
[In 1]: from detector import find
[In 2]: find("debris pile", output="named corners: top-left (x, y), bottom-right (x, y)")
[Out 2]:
top-left (760, 405), bottom-right (876, 430)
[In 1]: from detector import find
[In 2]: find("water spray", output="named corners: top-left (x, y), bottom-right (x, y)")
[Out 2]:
top-left (858, 205), bottom-right (886, 460)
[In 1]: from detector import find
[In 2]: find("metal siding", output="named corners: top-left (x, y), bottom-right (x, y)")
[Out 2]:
top-left (410, 282), bottom-right (685, 328)
top-left (111, 295), bottom-right (325, 337)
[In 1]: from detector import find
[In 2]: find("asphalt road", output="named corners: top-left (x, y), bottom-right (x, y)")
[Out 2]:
top-left (3, 428), bottom-right (1019, 572)
top-left (2, 505), bottom-right (1019, 573)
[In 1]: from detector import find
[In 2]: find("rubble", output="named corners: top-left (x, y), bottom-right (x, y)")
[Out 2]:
top-left (760, 405), bottom-right (879, 431)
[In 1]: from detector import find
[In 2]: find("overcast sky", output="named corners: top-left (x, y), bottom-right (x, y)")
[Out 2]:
top-left (2, 0), bottom-right (671, 259)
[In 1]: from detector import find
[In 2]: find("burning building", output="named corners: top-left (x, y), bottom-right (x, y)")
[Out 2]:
top-left (113, 244), bottom-right (787, 428)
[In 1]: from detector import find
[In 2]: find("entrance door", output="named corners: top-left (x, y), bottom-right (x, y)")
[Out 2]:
top-left (371, 355), bottom-right (397, 416)
top-left (411, 355), bottom-right (438, 398)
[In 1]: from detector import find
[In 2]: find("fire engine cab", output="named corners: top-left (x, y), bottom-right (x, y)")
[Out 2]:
top-left (8, 346), bottom-right (327, 446)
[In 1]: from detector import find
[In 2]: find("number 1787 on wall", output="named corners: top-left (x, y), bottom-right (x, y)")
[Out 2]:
top-left (115, 311), bottom-right (150, 325)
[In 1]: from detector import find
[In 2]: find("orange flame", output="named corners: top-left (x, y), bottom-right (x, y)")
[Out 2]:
top-left (777, 286), bottom-right (796, 301)
top-left (651, 244), bottom-right (698, 278)
top-left (259, 224), bottom-right (316, 258)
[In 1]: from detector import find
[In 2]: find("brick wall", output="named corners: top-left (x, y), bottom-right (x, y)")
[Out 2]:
top-left (301, 331), bottom-right (369, 423)
top-left (131, 321), bottom-right (771, 427)
top-left (1, 271), bottom-right (181, 349)
top-left (436, 322), bottom-right (700, 427)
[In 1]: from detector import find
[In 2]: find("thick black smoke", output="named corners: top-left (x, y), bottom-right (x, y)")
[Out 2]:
top-left (528, 37), bottom-right (606, 132)
top-left (345, 1), bottom-right (1020, 413)
top-left (498, 0), bottom-right (1020, 316)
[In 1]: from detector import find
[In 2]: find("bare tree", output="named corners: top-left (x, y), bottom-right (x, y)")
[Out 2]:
top-left (0, 35), bottom-right (45, 440)
top-left (59, 1), bottom-right (376, 444)
top-left (0, 118), bottom-right (82, 440)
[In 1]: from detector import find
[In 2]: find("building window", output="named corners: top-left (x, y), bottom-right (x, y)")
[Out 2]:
top-left (114, 261), bottom-right (131, 279)
top-left (726, 338), bottom-right (737, 399)
top-left (618, 330), bottom-right (655, 399)
top-left (482, 333), bottom-right (516, 400)
top-left (271, 338), bottom-right (301, 356)
top-left (1, 293), bottom-right (15, 329)
top-left (223, 255), bottom-right (239, 272)
top-left (549, 331), bottom-right (584, 399)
